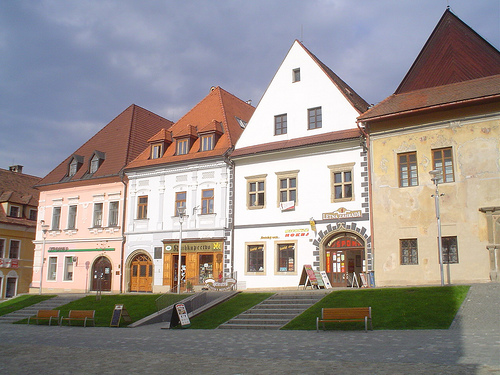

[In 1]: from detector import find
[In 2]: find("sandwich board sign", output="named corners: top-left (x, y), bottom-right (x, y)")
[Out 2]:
top-left (170, 303), bottom-right (191, 328)
top-left (110, 304), bottom-right (132, 327)
top-left (298, 264), bottom-right (319, 289)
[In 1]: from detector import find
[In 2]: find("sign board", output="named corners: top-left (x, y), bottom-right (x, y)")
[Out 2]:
top-left (170, 303), bottom-right (191, 328)
top-left (204, 278), bottom-right (237, 291)
top-left (319, 271), bottom-right (333, 289)
top-left (110, 304), bottom-right (132, 327)
top-left (314, 271), bottom-right (325, 288)
top-left (298, 265), bottom-right (319, 289)
top-left (359, 273), bottom-right (368, 288)
top-left (322, 207), bottom-right (362, 220)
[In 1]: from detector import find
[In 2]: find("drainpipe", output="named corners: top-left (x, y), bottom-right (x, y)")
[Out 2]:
top-left (223, 148), bottom-right (235, 277)
top-left (119, 171), bottom-right (127, 293)
top-left (357, 121), bottom-right (375, 280)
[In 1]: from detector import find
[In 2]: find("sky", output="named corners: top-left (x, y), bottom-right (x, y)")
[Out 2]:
top-left (1, 0), bottom-right (499, 177)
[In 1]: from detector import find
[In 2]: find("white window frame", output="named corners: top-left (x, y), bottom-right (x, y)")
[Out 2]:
top-left (51, 207), bottom-right (61, 230)
top-left (63, 256), bottom-right (74, 281)
top-left (47, 256), bottom-right (57, 281)
top-left (67, 205), bottom-right (77, 230)
top-left (93, 203), bottom-right (103, 227)
top-left (108, 201), bottom-right (119, 226)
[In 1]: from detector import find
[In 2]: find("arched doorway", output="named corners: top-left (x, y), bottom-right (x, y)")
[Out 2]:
top-left (324, 232), bottom-right (365, 287)
top-left (92, 256), bottom-right (112, 292)
top-left (130, 253), bottom-right (153, 292)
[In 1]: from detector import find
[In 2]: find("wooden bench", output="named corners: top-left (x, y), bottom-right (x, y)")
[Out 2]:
top-left (60, 310), bottom-right (95, 327)
top-left (28, 310), bottom-right (60, 326)
top-left (316, 307), bottom-right (372, 332)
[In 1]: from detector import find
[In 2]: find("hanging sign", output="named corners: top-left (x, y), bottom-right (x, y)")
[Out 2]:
top-left (170, 303), bottom-right (191, 328)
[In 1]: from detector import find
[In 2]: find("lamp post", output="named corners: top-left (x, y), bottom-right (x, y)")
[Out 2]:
top-left (39, 220), bottom-right (49, 295)
top-left (177, 207), bottom-right (186, 294)
top-left (429, 170), bottom-right (444, 286)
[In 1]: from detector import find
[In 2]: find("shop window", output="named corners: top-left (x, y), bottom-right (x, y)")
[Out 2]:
top-left (175, 191), bottom-right (186, 216)
top-left (400, 239), bottom-right (418, 265)
top-left (93, 203), bottom-right (103, 227)
top-left (308, 107), bottom-right (322, 129)
top-left (274, 114), bottom-right (287, 135)
top-left (48, 257), bottom-right (57, 281)
top-left (9, 240), bottom-right (20, 259)
top-left (432, 148), bottom-right (454, 183)
top-left (64, 256), bottom-right (74, 281)
top-left (51, 207), bottom-right (61, 230)
top-left (108, 201), bottom-right (119, 227)
top-left (246, 175), bottom-right (266, 209)
top-left (137, 196), bottom-right (148, 219)
top-left (201, 189), bottom-right (214, 214)
top-left (247, 244), bottom-right (264, 272)
top-left (277, 243), bottom-right (295, 272)
top-left (442, 236), bottom-right (459, 264)
top-left (67, 205), bottom-right (77, 230)
top-left (399, 152), bottom-right (418, 187)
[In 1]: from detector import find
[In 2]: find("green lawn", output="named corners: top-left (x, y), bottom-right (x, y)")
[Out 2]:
top-left (283, 285), bottom-right (470, 330)
top-left (0, 294), bottom-right (56, 316)
top-left (188, 292), bottom-right (273, 329)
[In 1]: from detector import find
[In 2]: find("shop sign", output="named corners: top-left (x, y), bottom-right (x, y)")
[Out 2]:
top-left (322, 207), bottom-right (362, 220)
top-left (204, 278), bottom-right (237, 291)
top-left (0, 258), bottom-right (19, 269)
top-left (285, 228), bottom-right (310, 237)
top-left (164, 241), bottom-right (223, 253)
top-left (48, 247), bottom-right (116, 252)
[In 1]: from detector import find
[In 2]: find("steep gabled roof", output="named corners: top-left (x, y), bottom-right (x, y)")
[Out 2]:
top-left (359, 9), bottom-right (500, 123)
top-left (37, 104), bottom-right (173, 187)
top-left (125, 87), bottom-right (255, 170)
top-left (396, 9), bottom-right (500, 94)
top-left (297, 40), bottom-right (369, 113)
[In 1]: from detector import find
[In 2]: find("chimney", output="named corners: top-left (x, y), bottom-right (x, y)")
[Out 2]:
top-left (9, 165), bottom-right (23, 173)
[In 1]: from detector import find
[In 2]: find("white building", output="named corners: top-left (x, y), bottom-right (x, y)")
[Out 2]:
top-left (124, 87), bottom-right (254, 293)
top-left (232, 40), bottom-right (370, 290)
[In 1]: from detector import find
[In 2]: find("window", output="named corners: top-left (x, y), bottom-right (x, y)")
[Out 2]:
top-left (48, 257), bottom-right (57, 281)
top-left (8, 240), bottom-right (20, 259)
top-left (200, 135), bottom-right (214, 151)
top-left (108, 201), bottom-right (119, 226)
top-left (329, 163), bottom-right (355, 202)
top-left (201, 189), bottom-right (214, 214)
top-left (399, 152), bottom-right (418, 187)
top-left (274, 114), bottom-right (287, 135)
top-left (175, 192), bottom-right (186, 216)
top-left (400, 239), bottom-right (418, 265)
top-left (67, 205), bottom-right (77, 230)
top-left (0, 238), bottom-right (5, 257)
top-left (442, 236), bottom-right (459, 264)
top-left (51, 207), bottom-right (61, 230)
top-left (433, 148), bottom-right (454, 183)
top-left (177, 139), bottom-right (189, 155)
top-left (69, 159), bottom-right (79, 177)
top-left (308, 107), bottom-right (322, 129)
top-left (278, 175), bottom-right (297, 203)
top-left (137, 196), bottom-right (148, 219)
top-left (9, 205), bottom-right (20, 218)
top-left (93, 203), bottom-right (103, 227)
top-left (293, 68), bottom-right (300, 82)
top-left (151, 144), bottom-right (163, 159)
top-left (29, 209), bottom-right (37, 221)
top-left (90, 154), bottom-right (100, 174)
top-left (247, 244), bottom-right (264, 272)
top-left (247, 178), bottom-right (265, 209)
top-left (64, 256), bottom-right (74, 281)
top-left (277, 243), bottom-right (295, 272)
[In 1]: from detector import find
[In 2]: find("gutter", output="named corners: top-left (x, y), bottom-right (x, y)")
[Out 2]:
top-left (222, 147), bottom-right (235, 277)
top-left (119, 170), bottom-right (127, 293)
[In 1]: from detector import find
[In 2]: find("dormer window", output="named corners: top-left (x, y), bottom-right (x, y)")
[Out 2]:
top-left (68, 156), bottom-right (83, 177)
top-left (9, 205), bottom-right (20, 218)
top-left (151, 144), bottom-right (164, 159)
top-left (177, 139), bottom-right (189, 155)
top-left (200, 134), bottom-right (214, 152)
top-left (88, 151), bottom-right (105, 174)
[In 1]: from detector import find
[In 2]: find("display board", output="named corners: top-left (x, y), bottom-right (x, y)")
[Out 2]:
top-left (110, 304), bottom-right (132, 327)
top-left (319, 271), bottom-right (333, 289)
top-left (170, 303), bottom-right (191, 328)
top-left (298, 264), bottom-right (319, 289)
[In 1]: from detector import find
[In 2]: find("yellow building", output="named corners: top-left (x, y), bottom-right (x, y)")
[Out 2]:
top-left (358, 10), bottom-right (500, 286)
top-left (0, 166), bottom-right (41, 298)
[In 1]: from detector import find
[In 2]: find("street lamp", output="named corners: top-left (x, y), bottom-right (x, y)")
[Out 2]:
top-left (429, 170), bottom-right (444, 286)
top-left (177, 207), bottom-right (187, 294)
top-left (39, 220), bottom-right (49, 295)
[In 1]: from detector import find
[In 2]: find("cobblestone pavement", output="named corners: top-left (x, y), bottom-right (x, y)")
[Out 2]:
top-left (0, 284), bottom-right (498, 374)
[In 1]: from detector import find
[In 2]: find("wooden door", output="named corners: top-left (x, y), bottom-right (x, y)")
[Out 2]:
top-left (130, 254), bottom-right (153, 292)
top-left (92, 256), bottom-right (112, 291)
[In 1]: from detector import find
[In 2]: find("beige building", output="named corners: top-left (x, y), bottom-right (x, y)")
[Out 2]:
top-left (358, 9), bottom-right (500, 286)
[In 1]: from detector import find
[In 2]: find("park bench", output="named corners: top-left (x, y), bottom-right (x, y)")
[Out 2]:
top-left (60, 310), bottom-right (95, 327)
top-left (316, 307), bottom-right (372, 332)
top-left (27, 310), bottom-right (60, 326)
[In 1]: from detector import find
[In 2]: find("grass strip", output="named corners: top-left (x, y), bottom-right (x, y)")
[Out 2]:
top-left (0, 294), bottom-right (56, 317)
top-left (283, 285), bottom-right (470, 330)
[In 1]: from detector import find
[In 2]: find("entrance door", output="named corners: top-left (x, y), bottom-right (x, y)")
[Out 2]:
top-left (130, 254), bottom-right (153, 292)
top-left (172, 255), bottom-right (186, 293)
top-left (92, 256), bottom-right (112, 292)
top-left (6, 277), bottom-right (17, 298)
top-left (325, 233), bottom-right (364, 287)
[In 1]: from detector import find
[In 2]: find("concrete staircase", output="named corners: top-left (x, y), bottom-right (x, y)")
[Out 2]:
top-left (0, 294), bottom-right (84, 324)
top-left (218, 292), bottom-right (325, 330)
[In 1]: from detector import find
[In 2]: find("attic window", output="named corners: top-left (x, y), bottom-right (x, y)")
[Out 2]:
top-left (293, 68), bottom-right (301, 82)
top-left (9, 205), bottom-right (20, 218)
top-left (200, 134), bottom-right (214, 152)
top-left (151, 144), bottom-right (164, 159)
top-left (236, 117), bottom-right (247, 129)
top-left (89, 151), bottom-right (105, 174)
top-left (177, 139), bottom-right (190, 155)
top-left (69, 159), bottom-right (79, 177)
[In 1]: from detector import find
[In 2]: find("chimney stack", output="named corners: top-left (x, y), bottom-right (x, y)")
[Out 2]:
top-left (9, 165), bottom-right (23, 173)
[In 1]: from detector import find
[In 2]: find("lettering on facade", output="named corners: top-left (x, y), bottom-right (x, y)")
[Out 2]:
top-left (164, 241), bottom-right (223, 253)
top-left (322, 207), bottom-right (362, 220)
top-left (261, 236), bottom-right (278, 239)
top-left (0, 259), bottom-right (19, 269)
top-left (285, 228), bottom-right (310, 237)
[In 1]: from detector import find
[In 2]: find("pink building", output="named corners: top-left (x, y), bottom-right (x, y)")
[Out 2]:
top-left (31, 105), bottom-right (172, 294)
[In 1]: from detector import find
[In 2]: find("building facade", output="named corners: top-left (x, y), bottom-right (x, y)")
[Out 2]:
top-left (232, 41), bottom-right (370, 290)
top-left (359, 10), bottom-right (500, 286)
top-left (0, 166), bottom-right (40, 299)
top-left (32, 105), bottom-right (172, 293)
top-left (124, 87), bottom-right (254, 293)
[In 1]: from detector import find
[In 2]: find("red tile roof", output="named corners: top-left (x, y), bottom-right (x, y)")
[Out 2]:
top-left (37, 104), bottom-right (173, 187)
top-left (0, 168), bottom-right (41, 227)
top-left (231, 128), bottom-right (362, 157)
top-left (126, 87), bottom-right (255, 170)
